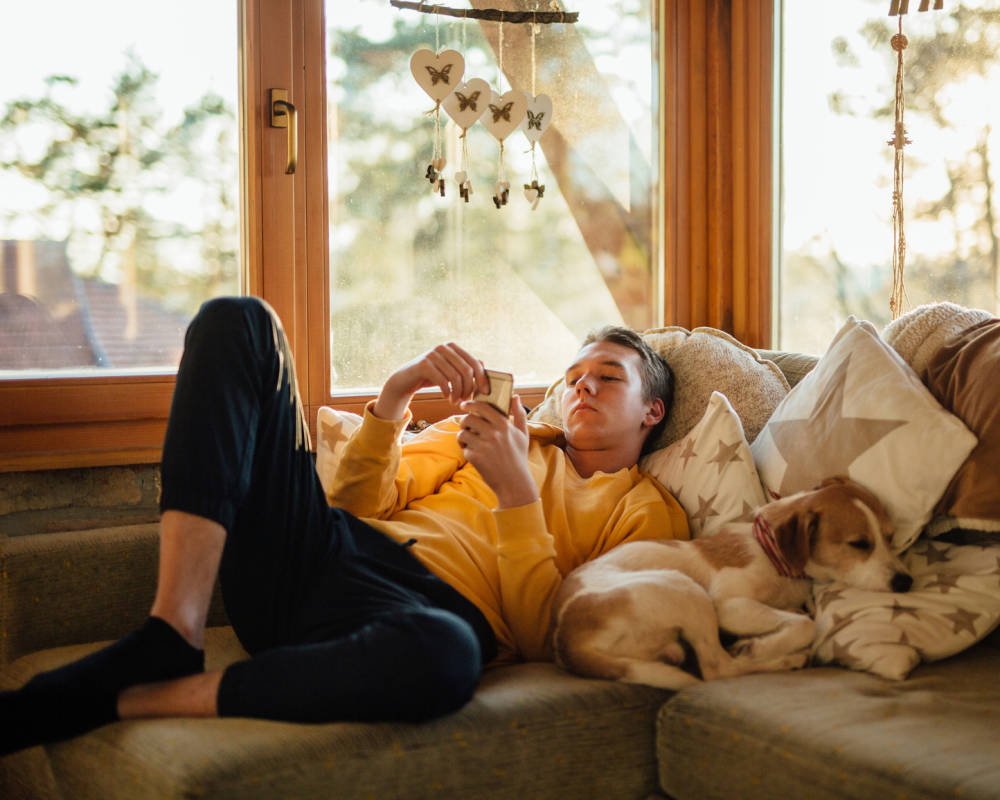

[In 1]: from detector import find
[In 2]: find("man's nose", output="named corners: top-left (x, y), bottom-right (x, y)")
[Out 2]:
top-left (575, 375), bottom-right (597, 394)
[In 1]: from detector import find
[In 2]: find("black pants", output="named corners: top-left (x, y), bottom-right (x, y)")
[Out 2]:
top-left (160, 297), bottom-right (496, 723)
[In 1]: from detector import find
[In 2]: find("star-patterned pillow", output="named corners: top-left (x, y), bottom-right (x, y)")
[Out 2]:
top-left (315, 406), bottom-right (364, 497)
top-left (640, 391), bottom-right (767, 538)
top-left (812, 538), bottom-right (1000, 680)
top-left (751, 317), bottom-right (978, 552)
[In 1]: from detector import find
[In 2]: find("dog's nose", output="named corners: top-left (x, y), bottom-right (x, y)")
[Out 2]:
top-left (891, 572), bottom-right (913, 593)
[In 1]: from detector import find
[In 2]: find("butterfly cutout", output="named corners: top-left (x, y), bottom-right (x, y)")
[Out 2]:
top-left (489, 102), bottom-right (515, 123)
top-left (426, 64), bottom-right (453, 85)
top-left (526, 110), bottom-right (545, 130)
top-left (455, 91), bottom-right (480, 112)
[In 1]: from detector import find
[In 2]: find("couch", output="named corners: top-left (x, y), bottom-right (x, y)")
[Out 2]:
top-left (3, 305), bottom-right (999, 799)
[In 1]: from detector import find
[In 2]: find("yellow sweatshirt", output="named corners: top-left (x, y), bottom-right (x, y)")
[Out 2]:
top-left (326, 405), bottom-right (689, 664)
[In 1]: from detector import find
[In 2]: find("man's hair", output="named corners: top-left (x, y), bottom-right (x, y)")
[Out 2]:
top-left (581, 325), bottom-right (674, 454)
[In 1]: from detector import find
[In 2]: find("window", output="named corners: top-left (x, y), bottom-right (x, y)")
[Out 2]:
top-left (1, 0), bottom-right (775, 470)
top-left (325, 0), bottom-right (660, 393)
top-left (778, 0), bottom-right (1000, 354)
top-left (0, 1), bottom-right (240, 375)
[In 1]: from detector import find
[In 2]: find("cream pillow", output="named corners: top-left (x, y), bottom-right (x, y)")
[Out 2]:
top-left (641, 391), bottom-right (766, 538)
top-left (315, 406), bottom-right (364, 497)
top-left (751, 317), bottom-right (977, 552)
top-left (530, 326), bottom-right (789, 450)
top-left (812, 538), bottom-right (1000, 680)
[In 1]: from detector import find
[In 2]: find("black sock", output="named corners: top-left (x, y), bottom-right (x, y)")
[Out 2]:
top-left (0, 616), bottom-right (204, 755)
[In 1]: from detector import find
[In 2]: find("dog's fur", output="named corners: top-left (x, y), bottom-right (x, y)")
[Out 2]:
top-left (552, 477), bottom-right (913, 689)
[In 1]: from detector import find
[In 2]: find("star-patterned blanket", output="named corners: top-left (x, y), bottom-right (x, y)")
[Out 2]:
top-left (812, 536), bottom-right (1000, 680)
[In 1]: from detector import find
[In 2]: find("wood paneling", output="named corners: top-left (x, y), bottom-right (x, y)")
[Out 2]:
top-left (662, 0), bottom-right (773, 347)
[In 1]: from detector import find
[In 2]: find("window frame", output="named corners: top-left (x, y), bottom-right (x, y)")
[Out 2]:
top-left (0, 0), bottom-right (775, 472)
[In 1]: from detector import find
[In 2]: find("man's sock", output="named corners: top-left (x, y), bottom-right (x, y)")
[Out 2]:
top-left (0, 616), bottom-right (204, 755)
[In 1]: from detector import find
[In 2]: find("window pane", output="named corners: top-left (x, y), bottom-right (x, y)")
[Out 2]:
top-left (779, 0), bottom-right (1000, 354)
top-left (326, 0), bottom-right (658, 392)
top-left (0, 1), bottom-right (240, 375)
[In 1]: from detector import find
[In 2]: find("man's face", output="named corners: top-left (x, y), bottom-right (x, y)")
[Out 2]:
top-left (560, 340), bottom-right (663, 456)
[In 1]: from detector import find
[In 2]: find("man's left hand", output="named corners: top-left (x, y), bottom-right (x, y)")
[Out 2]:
top-left (457, 395), bottom-right (538, 509)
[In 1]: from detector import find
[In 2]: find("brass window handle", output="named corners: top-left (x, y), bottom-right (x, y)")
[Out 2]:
top-left (270, 89), bottom-right (297, 175)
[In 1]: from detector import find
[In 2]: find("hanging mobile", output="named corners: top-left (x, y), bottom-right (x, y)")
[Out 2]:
top-left (441, 12), bottom-right (488, 202)
top-left (481, 14), bottom-right (527, 208)
top-left (410, 10), bottom-right (464, 197)
top-left (519, 15), bottom-right (552, 210)
top-left (443, 77), bottom-right (490, 202)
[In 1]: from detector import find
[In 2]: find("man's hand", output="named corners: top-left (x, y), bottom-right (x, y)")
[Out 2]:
top-left (373, 343), bottom-right (489, 421)
top-left (457, 396), bottom-right (538, 509)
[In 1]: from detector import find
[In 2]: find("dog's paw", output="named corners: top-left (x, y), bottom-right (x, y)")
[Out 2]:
top-left (782, 649), bottom-right (810, 671)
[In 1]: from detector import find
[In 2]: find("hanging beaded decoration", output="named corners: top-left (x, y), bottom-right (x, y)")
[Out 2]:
top-left (441, 12), bottom-right (489, 202)
top-left (520, 13), bottom-right (553, 209)
top-left (481, 14), bottom-right (528, 209)
top-left (409, 6), bottom-right (464, 197)
top-left (397, 0), bottom-right (577, 206)
top-left (886, 0), bottom-right (944, 319)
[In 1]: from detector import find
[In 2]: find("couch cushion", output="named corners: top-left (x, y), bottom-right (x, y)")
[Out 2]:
top-left (0, 525), bottom-right (228, 666)
top-left (656, 645), bottom-right (1000, 800)
top-left (1, 627), bottom-right (672, 800)
top-left (921, 317), bottom-right (1000, 531)
top-left (751, 316), bottom-right (977, 552)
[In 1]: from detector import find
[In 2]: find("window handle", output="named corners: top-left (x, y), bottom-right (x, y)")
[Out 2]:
top-left (270, 89), bottom-right (297, 175)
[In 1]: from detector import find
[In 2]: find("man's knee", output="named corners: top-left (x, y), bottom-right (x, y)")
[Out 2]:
top-left (399, 609), bottom-right (482, 719)
top-left (192, 296), bottom-right (271, 335)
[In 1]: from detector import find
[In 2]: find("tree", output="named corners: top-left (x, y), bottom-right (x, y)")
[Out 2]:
top-left (0, 52), bottom-right (238, 317)
top-left (822, 4), bottom-right (1000, 323)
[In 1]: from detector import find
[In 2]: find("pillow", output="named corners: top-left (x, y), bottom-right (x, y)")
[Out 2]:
top-left (920, 318), bottom-right (1000, 536)
top-left (315, 406), bottom-right (364, 497)
top-left (751, 316), bottom-right (977, 552)
top-left (881, 301), bottom-right (993, 377)
top-left (640, 391), bottom-right (766, 538)
top-left (530, 326), bottom-right (790, 450)
top-left (811, 538), bottom-right (1000, 680)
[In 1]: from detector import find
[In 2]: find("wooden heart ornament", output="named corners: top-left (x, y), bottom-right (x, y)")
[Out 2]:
top-left (442, 78), bottom-right (491, 130)
top-left (481, 90), bottom-right (528, 142)
top-left (519, 94), bottom-right (553, 144)
top-left (410, 49), bottom-right (465, 103)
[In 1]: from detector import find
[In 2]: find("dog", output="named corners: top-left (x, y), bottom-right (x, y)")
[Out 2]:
top-left (551, 477), bottom-right (913, 689)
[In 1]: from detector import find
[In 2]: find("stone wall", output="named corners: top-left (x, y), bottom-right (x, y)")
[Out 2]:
top-left (0, 465), bottom-right (160, 537)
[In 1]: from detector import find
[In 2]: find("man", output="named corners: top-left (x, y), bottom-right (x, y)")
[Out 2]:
top-left (1, 297), bottom-right (688, 754)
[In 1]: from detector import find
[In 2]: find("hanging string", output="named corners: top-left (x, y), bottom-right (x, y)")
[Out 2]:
top-left (889, 14), bottom-right (910, 319)
top-left (529, 17), bottom-right (538, 183)
top-left (498, 12), bottom-right (505, 92)
top-left (434, 2), bottom-right (440, 51)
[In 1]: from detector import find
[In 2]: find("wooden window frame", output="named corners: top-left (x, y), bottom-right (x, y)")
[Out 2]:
top-left (0, 0), bottom-right (774, 473)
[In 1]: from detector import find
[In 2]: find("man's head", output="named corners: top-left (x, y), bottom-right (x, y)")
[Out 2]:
top-left (560, 326), bottom-right (674, 469)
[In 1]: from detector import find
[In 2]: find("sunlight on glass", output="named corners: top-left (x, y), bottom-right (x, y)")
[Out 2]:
top-left (0, 1), bottom-right (239, 375)
top-left (780, 0), bottom-right (1000, 354)
top-left (326, 0), bottom-right (658, 392)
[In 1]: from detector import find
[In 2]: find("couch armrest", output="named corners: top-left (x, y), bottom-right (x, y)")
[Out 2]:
top-left (0, 524), bottom-right (227, 667)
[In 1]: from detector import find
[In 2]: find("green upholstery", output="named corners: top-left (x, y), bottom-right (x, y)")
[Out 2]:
top-left (657, 644), bottom-right (1000, 800)
top-left (1, 627), bottom-right (670, 800)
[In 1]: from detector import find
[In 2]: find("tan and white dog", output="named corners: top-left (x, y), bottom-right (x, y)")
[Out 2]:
top-left (551, 477), bottom-right (913, 689)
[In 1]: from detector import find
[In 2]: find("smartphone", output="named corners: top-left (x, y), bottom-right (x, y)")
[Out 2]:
top-left (473, 369), bottom-right (514, 415)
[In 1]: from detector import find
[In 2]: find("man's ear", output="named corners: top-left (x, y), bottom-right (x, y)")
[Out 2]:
top-left (643, 397), bottom-right (665, 429)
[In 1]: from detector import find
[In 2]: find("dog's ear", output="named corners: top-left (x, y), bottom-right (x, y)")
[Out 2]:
top-left (817, 475), bottom-right (850, 489)
top-left (772, 507), bottom-right (817, 573)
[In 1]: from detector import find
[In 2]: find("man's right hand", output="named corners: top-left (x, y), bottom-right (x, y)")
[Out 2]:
top-left (373, 343), bottom-right (490, 421)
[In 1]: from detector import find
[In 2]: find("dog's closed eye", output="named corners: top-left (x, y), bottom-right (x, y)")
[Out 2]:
top-left (848, 539), bottom-right (872, 551)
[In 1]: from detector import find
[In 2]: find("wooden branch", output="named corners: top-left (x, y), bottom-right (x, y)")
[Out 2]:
top-left (388, 1), bottom-right (578, 24)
